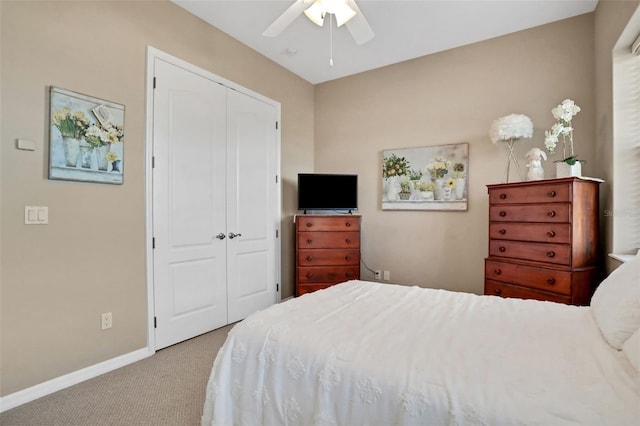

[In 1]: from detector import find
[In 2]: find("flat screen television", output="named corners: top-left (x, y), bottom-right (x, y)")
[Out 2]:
top-left (297, 173), bottom-right (358, 212)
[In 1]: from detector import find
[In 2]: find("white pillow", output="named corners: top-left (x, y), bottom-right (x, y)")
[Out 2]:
top-left (590, 254), bottom-right (640, 350)
top-left (623, 328), bottom-right (639, 371)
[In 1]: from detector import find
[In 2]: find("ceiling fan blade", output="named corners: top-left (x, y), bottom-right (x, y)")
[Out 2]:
top-left (263, 0), bottom-right (313, 37)
top-left (344, 0), bottom-right (374, 45)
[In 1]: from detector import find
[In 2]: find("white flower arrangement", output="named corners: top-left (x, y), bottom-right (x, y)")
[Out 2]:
top-left (543, 99), bottom-right (582, 164)
top-left (84, 122), bottom-right (124, 148)
top-left (489, 114), bottom-right (533, 143)
top-left (426, 156), bottom-right (452, 179)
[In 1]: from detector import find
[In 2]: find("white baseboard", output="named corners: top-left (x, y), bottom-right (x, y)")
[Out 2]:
top-left (0, 347), bottom-right (152, 413)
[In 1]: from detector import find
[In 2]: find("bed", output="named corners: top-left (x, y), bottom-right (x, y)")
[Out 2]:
top-left (202, 255), bottom-right (639, 425)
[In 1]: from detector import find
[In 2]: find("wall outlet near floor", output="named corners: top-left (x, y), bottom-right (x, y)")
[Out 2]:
top-left (101, 312), bottom-right (112, 330)
top-left (374, 270), bottom-right (381, 280)
top-left (383, 271), bottom-right (390, 281)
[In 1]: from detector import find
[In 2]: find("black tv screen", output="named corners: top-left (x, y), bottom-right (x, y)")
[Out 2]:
top-left (297, 173), bottom-right (358, 211)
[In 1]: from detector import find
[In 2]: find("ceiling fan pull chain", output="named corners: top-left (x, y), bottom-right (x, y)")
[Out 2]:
top-left (329, 13), bottom-right (334, 66)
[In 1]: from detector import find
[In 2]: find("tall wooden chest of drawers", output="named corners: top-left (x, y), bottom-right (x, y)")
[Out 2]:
top-left (485, 177), bottom-right (600, 305)
top-left (296, 215), bottom-right (361, 296)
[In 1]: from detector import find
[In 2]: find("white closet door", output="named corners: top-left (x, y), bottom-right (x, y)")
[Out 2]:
top-left (153, 58), bottom-right (228, 349)
top-left (226, 90), bottom-right (278, 323)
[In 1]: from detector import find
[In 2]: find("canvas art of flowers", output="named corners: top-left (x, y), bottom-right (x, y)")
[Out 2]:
top-left (382, 143), bottom-right (469, 210)
top-left (49, 87), bottom-right (125, 184)
top-left (544, 99), bottom-right (582, 164)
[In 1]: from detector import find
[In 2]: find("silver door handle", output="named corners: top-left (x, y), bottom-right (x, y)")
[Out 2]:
top-left (215, 233), bottom-right (226, 240)
top-left (228, 232), bottom-right (242, 239)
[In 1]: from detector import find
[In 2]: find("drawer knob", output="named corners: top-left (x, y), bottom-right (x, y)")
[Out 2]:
top-left (499, 193), bottom-right (507, 200)
top-left (345, 238), bottom-right (351, 243)
top-left (307, 239), bottom-right (312, 244)
top-left (499, 211), bottom-right (507, 217)
top-left (548, 190), bottom-right (557, 197)
top-left (345, 255), bottom-right (352, 261)
top-left (345, 272), bottom-right (353, 278)
top-left (494, 288), bottom-right (502, 296)
top-left (306, 256), bottom-right (313, 261)
top-left (306, 273), bottom-right (313, 278)
top-left (547, 210), bottom-right (556, 217)
top-left (546, 251), bottom-right (556, 258)
top-left (306, 222), bottom-right (313, 227)
top-left (547, 231), bottom-right (556, 237)
top-left (499, 246), bottom-right (506, 252)
top-left (494, 269), bottom-right (501, 275)
top-left (547, 278), bottom-right (556, 285)
top-left (499, 229), bottom-right (506, 235)
top-left (345, 222), bottom-right (351, 227)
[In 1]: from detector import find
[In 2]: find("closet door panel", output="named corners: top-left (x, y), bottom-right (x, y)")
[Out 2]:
top-left (153, 58), bottom-right (228, 349)
top-left (226, 90), bottom-right (278, 323)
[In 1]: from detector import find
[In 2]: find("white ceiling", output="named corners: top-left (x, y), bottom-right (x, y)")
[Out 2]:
top-left (171, 0), bottom-right (598, 84)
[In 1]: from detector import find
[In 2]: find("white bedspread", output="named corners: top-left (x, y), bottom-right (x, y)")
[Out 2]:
top-left (202, 280), bottom-right (639, 425)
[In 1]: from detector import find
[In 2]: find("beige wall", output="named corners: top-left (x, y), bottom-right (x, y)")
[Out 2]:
top-left (594, 0), bottom-right (640, 272)
top-left (0, 0), bottom-right (313, 396)
top-left (314, 15), bottom-right (596, 293)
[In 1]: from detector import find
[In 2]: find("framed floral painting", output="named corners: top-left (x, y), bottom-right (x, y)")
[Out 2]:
top-left (382, 142), bottom-right (469, 211)
top-left (49, 86), bottom-right (124, 184)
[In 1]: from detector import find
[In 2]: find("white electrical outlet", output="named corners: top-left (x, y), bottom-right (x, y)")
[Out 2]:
top-left (374, 270), bottom-right (381, 279)
top-left (383, 271), bottom-right (390, 280)
top-left (101, 312), bottom-right (112, 330)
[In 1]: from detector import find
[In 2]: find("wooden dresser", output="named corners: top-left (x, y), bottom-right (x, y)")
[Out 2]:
top-left (296, 215), bottom-right (361, 296)
top-left (485, 177), bottom-right (600, 305)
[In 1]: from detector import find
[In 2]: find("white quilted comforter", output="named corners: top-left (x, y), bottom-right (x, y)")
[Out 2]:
top-left (202, 280), bottom-right (639, 425)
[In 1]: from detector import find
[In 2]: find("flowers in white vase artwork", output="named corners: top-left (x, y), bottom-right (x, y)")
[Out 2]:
top-left (49, 86), bottom-right (125, 184)
top-left (382, 143), bottom-right (468, 211)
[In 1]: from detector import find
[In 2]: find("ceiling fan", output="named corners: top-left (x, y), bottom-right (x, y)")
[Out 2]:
top-left (263, 0), bottom-right (375, 45)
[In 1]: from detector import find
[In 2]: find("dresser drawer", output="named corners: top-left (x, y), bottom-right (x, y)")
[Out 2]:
top-left (297, 249), bottom-right (360, 266)
top-left (489, 223), bottom-right (571, 244)
top-left (297, 232), bottom-right (360, 249)
top-left (485, 280), bottom-right (571, 304)
top-left (297, 266), bottom-right (359, 284)
top-left (489, 204), bottom-right (570, 223)
top-left (296, 216), bottom-right (361, 232)
top-left (489, 182), bottom-right (571, 204)
top-left (489, 240), bottom-right (570, 265)
top-left (297, 283), bottom-right (336, 296)
top-left (485, 259), bottom-right (571, 295)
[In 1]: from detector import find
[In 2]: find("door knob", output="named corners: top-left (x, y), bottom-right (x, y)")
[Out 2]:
top-left (228, 232), bottom-right (242, 239)
top-left (215, 233), bottom-right (226, 240)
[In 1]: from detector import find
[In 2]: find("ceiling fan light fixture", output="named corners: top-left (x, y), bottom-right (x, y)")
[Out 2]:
top-left (303, 2), bottom-right (325, 26)
top-left (304, 0), bottom-right (356, 28)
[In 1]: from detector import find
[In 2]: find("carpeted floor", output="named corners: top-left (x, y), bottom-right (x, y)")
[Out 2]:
top-left (0, 324), bottom-right (234, 426)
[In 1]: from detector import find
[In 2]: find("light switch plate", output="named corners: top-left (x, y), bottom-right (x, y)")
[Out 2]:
top-left (25, 206), bottom-right (48, 224)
